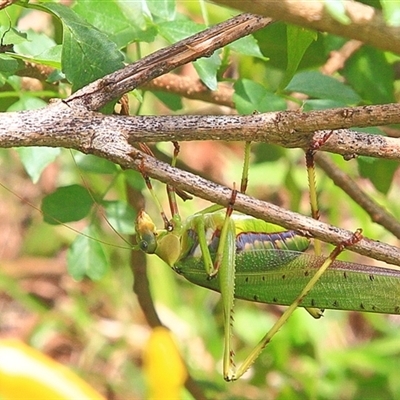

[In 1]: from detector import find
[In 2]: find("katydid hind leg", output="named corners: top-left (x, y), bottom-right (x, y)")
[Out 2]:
top-left (228, 229), bottom-right (363, 381)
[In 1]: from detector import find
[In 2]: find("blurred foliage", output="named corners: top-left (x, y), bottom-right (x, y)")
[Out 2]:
top-left (0, 1), bottom-right (400, 400)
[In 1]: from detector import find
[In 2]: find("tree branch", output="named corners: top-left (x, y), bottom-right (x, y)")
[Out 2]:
top-left (211, 0), bottom-right (400, 55)
top-left (2, 102), bottom-right (400, 160)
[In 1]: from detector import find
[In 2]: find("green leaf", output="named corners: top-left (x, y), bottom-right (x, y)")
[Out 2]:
top-left (67, 225), bottom-right (109, 280)
top-left (0, 55), bottom-right (20, 79)
top-left (16, 147), bottom-right (60, 183)
top-left (228, 35), bottom-right (266, 60)
top-left (193, 52), bottom-right (221, 90)
top-left (7, 95), bottom-right (47, 111)
top-left (152, 91), bottom-right (183, 111)
top-left (303, 99), bottom-right (348, 110)
top-left (280, 25), bottom-right (316, 89)
top-left (381, 0), bottom-right (400, 26)
top-left (254, 22), bottom-right (326, 71)
top-left (158, 19), bottom-right (203, 43)
top-left (0, 26), bottom-right (27, 46)
top-left (14, 30), bottom-right (57, 58)
top-left (72, 0), bottom-right (157, 48)
top-left (74, 153), bottom-right (118, 174)
top-left (342, 46), bottom-right (395, 104)
top-left (233, 79), bottom-right (286, 114)
top-left (38, 3), bottom-right (124, 92)
top-left (285, 71), bottom-right (362, 104)
top-left (41, 184), bottom-right (94, 225)
top-left (358, 157), bottom-right (398, 195)
top-left (11, 45), bottom-right (62, 69)
top-left (323, 0), bottom-right (351, 24)
top-left (103, 200), bottom-right (136, 235)
top-left (146, 0), bottom-right (176, 20)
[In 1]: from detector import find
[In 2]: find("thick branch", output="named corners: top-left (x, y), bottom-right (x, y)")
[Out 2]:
top-left (2, 102), bottom-right (400, 160)
top-left (211, 0), bottom-right (400, 54)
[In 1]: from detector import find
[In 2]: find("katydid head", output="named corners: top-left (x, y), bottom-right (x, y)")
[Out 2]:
top-left (135, 210), bottom-right (182, 267)
top-left (135, 210), bottom-right (158, 254)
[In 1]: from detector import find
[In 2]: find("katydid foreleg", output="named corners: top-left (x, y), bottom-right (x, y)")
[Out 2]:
top-left (305, 131), bottom-right (334, 257)
top-left (302, 132), bottom-right (335, 319)
top-left (240, 141), bottom-right (252, 194)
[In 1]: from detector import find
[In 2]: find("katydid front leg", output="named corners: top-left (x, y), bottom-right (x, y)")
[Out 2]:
top-left (304, 131), bottom-right (334, 319)
top-left (305, 130), bottom-right (334, 257)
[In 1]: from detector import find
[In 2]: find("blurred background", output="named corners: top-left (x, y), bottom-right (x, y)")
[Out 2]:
top-left (1, 1), bottom-right (400, 399)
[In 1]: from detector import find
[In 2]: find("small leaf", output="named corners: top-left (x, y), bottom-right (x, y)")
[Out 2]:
top-left (0, 26), bottom-right (27, 46)
top-left (11, 45), bottom-right (62, 69)
top-left (158, 20), bottom-right (203, 43)
top-left (146, 0), bottom-right (176, 20)
top-left (152, 91), bottom-right (183, 111)
top-left (358, 157), bottom-right (398, 195)
top-left (103, 200), bottom-right (136, 235)
top-left (39, 3), bottom-right (124, 92)
top-left (7, 96), bottom-right (47, 112)
top-left (228, 35), bottom-right (266, 60)
top-left (74, 153), bottom-right (118, 174)
top-left (67, 225), bottom-right (109, 280)
top-left (41, 185), bottom-right (94, 225)
top-left (285, 71), bottom-right (361, 104)
top-left (193, 52), bottom-right (221, 90)
top-left (323, 0), bottom-right (351, 24)
top-left (342, 46), bottom-right (395, 104)
top-left (381, 0), bottom-right (400, 26)
top-left (280, 25), bottom-right (316, 89)
top-left (16, 147), bottom-right (60, 183)
top-left (234, 79), bottom-right (286, 114)
top-left (0, 55), bottom-right (22, 80)
top-left (14, 30), bottom-right (57, 57)
top-left (72, 0), bottom-right (157, 47)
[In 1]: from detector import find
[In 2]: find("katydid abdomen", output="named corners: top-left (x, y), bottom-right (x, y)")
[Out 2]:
top-left (177, 250), bottom-right (400, 314)
top-left (174, 213), bottom-right (400, 315)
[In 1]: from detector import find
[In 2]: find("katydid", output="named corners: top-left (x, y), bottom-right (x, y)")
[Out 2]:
top-left (134, 139), bottom-right (400, 381)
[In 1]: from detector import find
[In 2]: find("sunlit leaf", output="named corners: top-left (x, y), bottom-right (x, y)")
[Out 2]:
top-left (38, 2), bottom-right (124, 92)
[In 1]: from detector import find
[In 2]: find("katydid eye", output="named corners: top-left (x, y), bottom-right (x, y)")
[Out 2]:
top-left (139, 233), bottom-right (157, 254)
top-left (139, 240), bottom-right (148, 251)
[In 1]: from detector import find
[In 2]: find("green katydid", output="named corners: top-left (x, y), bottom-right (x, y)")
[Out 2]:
top-left (134, 139), bottom-right (400, 381)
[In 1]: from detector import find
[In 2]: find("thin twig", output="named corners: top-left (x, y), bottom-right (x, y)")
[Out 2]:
top-left (142, 74), bottom-right (235, 108)
top-left (66, 13), bottom-right (273, 111)
top-left (315, 153), bottom-right (400, 242)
